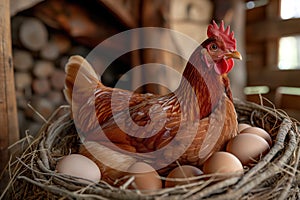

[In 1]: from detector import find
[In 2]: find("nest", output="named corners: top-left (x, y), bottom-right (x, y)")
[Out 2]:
top-left (1, 99), bottom-right (300, 200)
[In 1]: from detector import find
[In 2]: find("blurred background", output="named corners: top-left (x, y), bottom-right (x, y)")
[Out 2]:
top-left (9, 0), bottom-right (300, 137)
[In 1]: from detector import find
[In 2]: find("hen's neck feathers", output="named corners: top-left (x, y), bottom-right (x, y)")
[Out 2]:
top-left (174, 46), bottom-right (225, 119)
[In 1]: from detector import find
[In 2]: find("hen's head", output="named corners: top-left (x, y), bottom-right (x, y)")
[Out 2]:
top-left (200, 20), bottom-right (242, 75)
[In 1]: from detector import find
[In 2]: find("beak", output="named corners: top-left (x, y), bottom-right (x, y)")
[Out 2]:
top-left (225, 51), bottom-right (242, 60)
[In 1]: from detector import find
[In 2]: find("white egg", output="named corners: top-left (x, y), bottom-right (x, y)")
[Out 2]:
top-left (56, 154), bottom-right (101, 184)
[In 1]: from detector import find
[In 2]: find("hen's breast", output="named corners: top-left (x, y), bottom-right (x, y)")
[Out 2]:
top-left (84, 88), bottom-right (237, 171)
top-left (178, 93), bottom-right (238, 166)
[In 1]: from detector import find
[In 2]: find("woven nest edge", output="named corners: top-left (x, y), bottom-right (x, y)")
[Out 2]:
top-left (1, 99), bottom-right (300, 200)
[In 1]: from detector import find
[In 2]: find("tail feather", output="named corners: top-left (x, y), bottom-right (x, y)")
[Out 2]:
top-left (64, 55), bottom-right (99, 105)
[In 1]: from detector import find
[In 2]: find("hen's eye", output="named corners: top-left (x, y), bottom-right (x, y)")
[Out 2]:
top-left (210, 43), bottom-right (218, 51)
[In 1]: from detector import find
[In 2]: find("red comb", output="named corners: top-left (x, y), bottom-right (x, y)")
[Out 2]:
top-left (207, 20), bottom-right (236, 50)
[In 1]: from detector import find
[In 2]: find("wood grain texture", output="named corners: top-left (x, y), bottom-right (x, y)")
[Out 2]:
top-left (0, 0), bottom-right (19, 172)
top-left (246, 18), bottom-right (300, 41)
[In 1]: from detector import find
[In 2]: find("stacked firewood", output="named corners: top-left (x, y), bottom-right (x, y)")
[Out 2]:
top-left (11, 0), bottom-right (139, 138)
top-left (12, 15), bottom-right (91, 137)
top-left (10, 0), bottom-right (172, 137)
top-left (11, 0), bottom-right (195, 137)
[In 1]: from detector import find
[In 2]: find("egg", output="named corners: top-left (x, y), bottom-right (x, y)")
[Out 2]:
top-left (240, 126), bottom-right (272, 145)
top-left (226, 134), bottom-right (270, 165)
top-left (127, 162), bottom-right (162, 192)
top-left (165, 165), bottom-right (203, 188)
top-left (203, 151), bottom-right (243, 175)
top-left (56, 154), bottom-right (101, 184)
top-left (238, 123), bottom-right (252, 133)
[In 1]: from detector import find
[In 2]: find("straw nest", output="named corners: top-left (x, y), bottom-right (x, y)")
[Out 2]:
top-left (1, 99), bottom-right (300, 200)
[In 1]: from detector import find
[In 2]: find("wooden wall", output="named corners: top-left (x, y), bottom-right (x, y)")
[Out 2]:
top-left (245, 0), bottom-right (300, 120)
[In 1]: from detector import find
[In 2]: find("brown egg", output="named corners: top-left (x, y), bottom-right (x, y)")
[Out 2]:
top-left (238, 123), bottom-right (252, 133)
top-left (165, 165), bottom-right (203, 188)
top-left (127, 162), bottom-right (162, 192)
top-left (203, 151), bottom-right (243, 175)
top-left (56, 154), bottom-right (101, 184)
top-left (226, 133), bottom-right (270, 165)
top-left (240, 126), bottom-right (272, 145)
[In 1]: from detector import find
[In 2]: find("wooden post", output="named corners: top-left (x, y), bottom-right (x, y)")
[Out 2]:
top-left (211, 0), bottom-right (246, 100)
top-left (0, 0), bottom-right (19, 172)
top-left (140, 0), bottom-right (171, 94)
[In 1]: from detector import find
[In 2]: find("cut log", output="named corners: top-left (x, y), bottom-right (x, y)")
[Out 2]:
top-left (33, 60), bottom-right (55, 78)
top-left (52, 34), bottom-right (71, 54)
top-left (13, 49), bottom-right (34, 71)
top-left (16, 89), bottom-right (28, 109)
top-left (19, 17), bottom-right (48, 51)
top-left (58, 56), bottom-right (69, 70)
top-left (11, 16), bottom-right (26, 47)
top-left (31, 97), bottom-right (55, 122)
top-left (32, 78), bottom-right (51, 95)
top-left (40, 41), bottom-right (60, 60)
top-left (47, 91), bottom-right (64, 106)
top-left (50, 69), bottom-right (66, 90)
top-left (15, 72), bottom-right (32, 90)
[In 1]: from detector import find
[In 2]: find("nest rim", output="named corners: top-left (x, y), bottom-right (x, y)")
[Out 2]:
top-left (1, 99), bottom-right (300, 200)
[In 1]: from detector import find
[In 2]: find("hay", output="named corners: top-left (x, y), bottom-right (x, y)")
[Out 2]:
top-left (1, 99), bottom-right (300, 200)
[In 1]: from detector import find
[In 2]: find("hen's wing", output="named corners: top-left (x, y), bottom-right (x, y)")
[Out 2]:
top-left (64, 55), bottom-right (156, 131)
top-left (86, 92), bottom-right (182, 150)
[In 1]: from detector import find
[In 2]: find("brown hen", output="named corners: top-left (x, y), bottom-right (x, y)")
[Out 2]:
top-left (64, 21), bottom-right (242, 183)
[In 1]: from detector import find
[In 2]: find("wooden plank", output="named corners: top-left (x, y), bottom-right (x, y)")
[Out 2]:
top-left (246, 93), bottom-right (275, 106)
top-left (0, 0), bottom-right (19, 172)
top-left (246, 45), bottom-right (265, 70)
top-left (266, 39), bottom-right (278, 69)
top-left (276, 94), bottom-right (300, 110)
top-left (10, 0), bottom-right (44, 16)
top-left (212, 0), bottom-right (247, 99)
top-left (139, 0), bottom-right (171, 94)
top-left (283, 109), bottom-right (300, 121)
top-left (247, 69), bottom-right (300, 88)
top-left (98, 0), bottom-right (138, 28)
top-left (247, 18), bottom-right (300, 41)
top-left (266, 0), bottom-right (279, 18)
top-left (247, 92), bottom-right (300, 121)
top-left (246, 5), bottom-right (266, 23)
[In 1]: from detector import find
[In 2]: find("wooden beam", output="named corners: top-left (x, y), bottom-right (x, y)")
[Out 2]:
top-left (10, 0), bottom-right (44, 16)
top-left (248, 69), bottom-right (300, 88)
top-left (98, 0), bottom-right (138, 28)
top-left (212, 0), bottom-right (247, 100)
top-left (265, 0), bottom-right (280, 70)
top-left (0, 0), bottom-right (19, 172)
top-left (247, 18), bottom-right (300, 41)
top-left (266, 0), bottom-right (280, 19)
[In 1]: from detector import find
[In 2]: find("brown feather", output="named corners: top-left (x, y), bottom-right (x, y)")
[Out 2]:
top-left (64, 21), bottom-right (240, 180)
top-left (64, 54), bottom-right (238, 178)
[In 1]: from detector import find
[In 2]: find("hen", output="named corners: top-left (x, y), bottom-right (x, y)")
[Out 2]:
top-left (64, 21), bottom-right (242, 182)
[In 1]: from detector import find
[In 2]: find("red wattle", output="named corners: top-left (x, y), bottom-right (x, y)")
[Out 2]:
top-left (226, 58), bottom-right (234, 73)
top-left (214, 58), bottom-right (234, 75)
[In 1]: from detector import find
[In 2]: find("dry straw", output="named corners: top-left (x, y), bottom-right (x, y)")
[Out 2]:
top-left (1, 99), bottom-right (300, 199)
